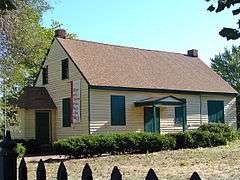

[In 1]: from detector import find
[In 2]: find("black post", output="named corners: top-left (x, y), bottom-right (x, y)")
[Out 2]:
top-left (19, 157), bottom-right (27, 180)
top-left (111, 166), bottom-right (122, 180)
top-left (36, 159), bottom-right (46, 180)
top-left (57, 161), bottom-right (67, 180)
top-left (145, 168), bottom-right (158, 180)
top-left (0, 130), bottom-right (18, 180)
top-left (82, 163), bottom-right (93, 180)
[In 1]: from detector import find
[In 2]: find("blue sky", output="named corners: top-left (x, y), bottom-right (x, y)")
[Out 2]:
top-left (42, 0), bottom-right (240, 65)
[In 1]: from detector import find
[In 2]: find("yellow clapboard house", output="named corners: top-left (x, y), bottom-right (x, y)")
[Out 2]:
top-left (15, 29), bottom-right (238, 144)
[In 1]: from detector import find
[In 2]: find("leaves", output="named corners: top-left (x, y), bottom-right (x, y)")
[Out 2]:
top-left (211, 46), bottom-right (240, 91)
top-left (211, 46), bottom-right (240, 128)
top-left (0, 0), bottom-right (76, 126)
top-left (0, 0), bottom-right (16, 10)
top-left (206, 0), bottom-right (240, 40)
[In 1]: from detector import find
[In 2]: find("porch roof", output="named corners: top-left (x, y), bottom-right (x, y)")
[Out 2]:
top-left (16, 87), bottom-right (56, 109)
top-left (134, 95), bottom-right (186, 107)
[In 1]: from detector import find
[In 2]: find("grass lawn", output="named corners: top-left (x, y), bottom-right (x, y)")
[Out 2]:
top-left (22, 140), bottom-right (240, 180)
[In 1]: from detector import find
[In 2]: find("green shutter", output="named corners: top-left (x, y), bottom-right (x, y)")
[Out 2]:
top-left (111, 95), bottom-right (126, 125)
top-left (208, 101), bottom-right (224, 123)
top-left (175, 104), bottom-right (186, 126)
top-left (144, 107), bottom-right (160, 133)
top-left (62, 59), bottom-right (69, 80)
top-left (42, 66), bottom-right (48, 85)
top-left (62, 98), bottom-right (71, 127)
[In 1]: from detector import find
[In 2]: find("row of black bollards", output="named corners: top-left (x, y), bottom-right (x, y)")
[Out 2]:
top-left (19, 158), bottom-right (200, 180)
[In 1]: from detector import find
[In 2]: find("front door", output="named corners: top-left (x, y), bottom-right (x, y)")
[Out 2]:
top-left (35, 111), bottom-right (50, 144)
top-left (144, 107), bottom-right (160, 133)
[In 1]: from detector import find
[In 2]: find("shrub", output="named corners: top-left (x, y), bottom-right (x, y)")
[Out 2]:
top-left (198, 123), bottom-right (234, 133)
top-left (173, 132), bottom-right (194, 149)
top-left (54, 124), bottom-right (238, 158)
top-left (14, 139), bottom-right (40, 154)
top-left (198, 123), bottom-right (239, 141)
top-left (54, 132), bottom-right (176, 158)
top-left (16, 143), bottom-right (26, 157)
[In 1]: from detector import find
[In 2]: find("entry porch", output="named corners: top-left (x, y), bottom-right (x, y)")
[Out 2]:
top-left (135, 96), bottom-right (187, 133)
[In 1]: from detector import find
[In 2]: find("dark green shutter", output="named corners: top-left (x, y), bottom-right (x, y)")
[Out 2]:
top-left (144, 107), bottom-right (160, 133)
top-left (62, 98), bottom-right (71, 127)
top-left (42, 66), bottom-right (48, 85)
top-left (111, 95), bottom-right (126, 125)
top-left (208, 101), bottom-right (224, 123)
top-left (62, 59), bottom-right (69, 80)
top-left (35, 112), bottom-right (50, 144)
top-left (175, 104), bottom-right (186, 126)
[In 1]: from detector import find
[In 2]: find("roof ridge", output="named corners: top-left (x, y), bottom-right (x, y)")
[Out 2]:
top-left (57, 37), bottom-right (188, 56)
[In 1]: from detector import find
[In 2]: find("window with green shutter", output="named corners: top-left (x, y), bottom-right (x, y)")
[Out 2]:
top-left (111, 95), bottom-right (126, 125)
top-left (207, 100), bottom-right (224, 123)
top-left (175, 102), bottom-right (187, 126)
top-left (42, 66), bottom-right (48, 85)
top-left (62, 59), bottom-right (69, 80)
top-left (62, 98), bottom-right (71, 127)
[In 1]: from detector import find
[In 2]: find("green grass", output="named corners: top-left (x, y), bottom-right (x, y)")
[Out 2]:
top-left (21, 140), bottom-right (240, 180)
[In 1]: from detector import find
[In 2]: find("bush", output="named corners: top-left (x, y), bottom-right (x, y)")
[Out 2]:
top-left (198, 123), bottom-right (239, 141)
top-left (54, 133), bottom-right (176, 158)
top-left (14, 139), bottom-right (40, 154)
top-left (54, 124), bottom-right (239, 158)
top-left (16, 143), bottom-right (26, 157)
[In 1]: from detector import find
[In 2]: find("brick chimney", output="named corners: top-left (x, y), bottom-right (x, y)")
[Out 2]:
top-left (54, 29), bottom-right (66, 39)
top-left (187, 49), bottom-right (198, 57)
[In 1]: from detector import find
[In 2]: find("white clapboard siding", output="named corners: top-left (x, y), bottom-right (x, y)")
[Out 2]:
top-left (34, 39), bottom-right (89, 140)
top-left (90, 89), bottom-right (236, 134)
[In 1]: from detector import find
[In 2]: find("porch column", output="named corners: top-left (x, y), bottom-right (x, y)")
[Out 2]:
top-left (182, 102), bottom-right (187, 132)
top-left (153, 105), bottom-right (157, 132)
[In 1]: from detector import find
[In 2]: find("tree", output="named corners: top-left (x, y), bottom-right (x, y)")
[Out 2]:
top-left (206, 0), bottom-right (240, 40)
top-left (0, 0), bottom-right (16, 10)
top-left (211, 46), bottom-right (240, 128)
top-left (0, 0), bottom-right (76, 129)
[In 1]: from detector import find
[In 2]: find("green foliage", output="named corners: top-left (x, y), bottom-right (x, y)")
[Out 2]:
top-left (14, 139), bottom-right (40, 154)
top-left (206, 0), bottom-right (240, 40)
top-left (54, 124), bottom-right (238, 158)
top-left (0, 0), bottom-right (16, 10)
top-left (0, 0), bottom-right (77, 128)
top-left (16, 143), bottom-right (26, 157)
top-left (210, 46), bottom-right (240, 128)
top-left (198, 123), bottom-right (239, 141)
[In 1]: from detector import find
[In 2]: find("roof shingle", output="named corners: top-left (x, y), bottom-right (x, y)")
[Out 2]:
top-left (17, 87), bottom-right (56, 109)
top-left (57, 38), bottom-right (237, 94)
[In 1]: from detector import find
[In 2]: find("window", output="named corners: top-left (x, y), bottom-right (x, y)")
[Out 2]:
top-left (175, 105), bottom-right (186, 125)
top-left (62, 59), bottom-right (69, 80)
top-left (62, 98), bottom-right (71, 127)
top-left (175, 99), bottom-right (187, 126)
top-left (42, 66), bottom-right (48, 85)
top-left (111, 95), bottom-right (126, 125)
top-left (207, 100), bottom-right (224, 123)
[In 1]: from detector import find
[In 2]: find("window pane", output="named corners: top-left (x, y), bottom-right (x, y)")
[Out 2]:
top-left (62, 98), bottom-right (71, 127)
top-left (111, 95), bottom-right (126, 125)
top-left (207, 101), bottom-right (224, 123)
top-left (42, 66), bottom-right (48, 85)
top-left (62, 59), bottom-right (69, 80)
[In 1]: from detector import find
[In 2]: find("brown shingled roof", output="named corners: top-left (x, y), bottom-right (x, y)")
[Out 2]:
top-left (17, 87), bottom-right (56, 109)
top-left (57, 38), bottom-right (237, 94)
